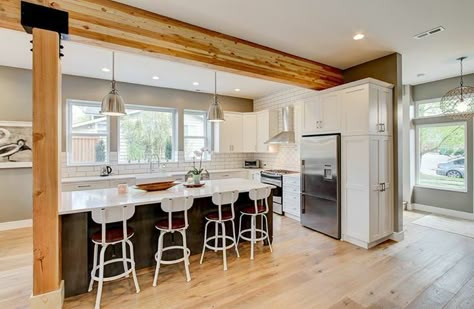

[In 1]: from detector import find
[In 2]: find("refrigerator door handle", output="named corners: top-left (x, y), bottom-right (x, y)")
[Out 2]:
top-left (301, 194), bottom-right (305, 214)
top-left (301, 160), bottom-right (305, 193)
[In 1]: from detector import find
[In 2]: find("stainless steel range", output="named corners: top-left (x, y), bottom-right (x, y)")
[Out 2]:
top-left (260, 169), bottom-right (298, 215)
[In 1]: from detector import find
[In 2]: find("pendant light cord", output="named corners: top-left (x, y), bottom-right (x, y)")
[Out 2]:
top-left (112, 51), bottom-right (115, 82)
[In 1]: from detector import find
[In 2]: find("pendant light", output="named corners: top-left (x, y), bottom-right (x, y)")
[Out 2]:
top-left (101, 51), bottom-right (126, 116)
top-left (440, 57), bottom-right (474, 120)
top-left (207, 72), bottom-right (225, 122)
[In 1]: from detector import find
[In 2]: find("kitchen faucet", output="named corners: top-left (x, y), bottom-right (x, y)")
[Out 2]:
top-left (148, 153), bottom-right (161, 173)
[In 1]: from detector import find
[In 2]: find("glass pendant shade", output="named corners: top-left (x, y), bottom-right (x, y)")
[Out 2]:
top-left (100, 52), bottom-right (126, 116)
top-left (440, 57), bottom-right (474, 120)
top-left (207, 72), bottom-right (225, 122)
top-left (207, 95), bottom-right (225, 122)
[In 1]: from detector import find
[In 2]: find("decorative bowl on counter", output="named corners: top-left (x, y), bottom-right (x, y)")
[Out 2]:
top-left (135, 181), bottom-right (178, 191)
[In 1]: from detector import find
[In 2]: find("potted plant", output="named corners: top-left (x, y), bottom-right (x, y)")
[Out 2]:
top-left (186, 148), bottom-right (210, 184)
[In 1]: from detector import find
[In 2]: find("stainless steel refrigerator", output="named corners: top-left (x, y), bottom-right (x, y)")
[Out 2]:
top-left (300, 134), bottom-right (341, 239)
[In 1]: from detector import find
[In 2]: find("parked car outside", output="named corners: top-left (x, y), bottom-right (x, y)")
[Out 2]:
top-left (436, 157), bottom-right (465, 178)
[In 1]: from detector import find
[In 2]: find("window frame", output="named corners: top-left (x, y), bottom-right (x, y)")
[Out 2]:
top-left (415, 121), bottom-right (468, 193)
top-left (66, 99), bottom-right (110, 166)
top-left (117, 104), bottom-right (178, 164)
top-left (415, 97), bottom-right (444, 119)
top-left (183, 109), bottom-right (212, 161)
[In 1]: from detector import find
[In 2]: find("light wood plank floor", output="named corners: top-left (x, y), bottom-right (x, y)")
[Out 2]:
top-left (2, 211), bottom-right (474, 308)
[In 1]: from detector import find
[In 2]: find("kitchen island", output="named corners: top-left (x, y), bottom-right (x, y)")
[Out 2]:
top-left (60, 178), bottom-right (273, 297)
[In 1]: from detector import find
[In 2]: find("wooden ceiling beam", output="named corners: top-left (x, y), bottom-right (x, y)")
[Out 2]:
top-left (0, 0), bottom-right (343, 89)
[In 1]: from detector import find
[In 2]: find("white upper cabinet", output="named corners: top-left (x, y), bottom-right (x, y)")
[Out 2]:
top-left (341, 84), bottom-right (392, 136)
top-left (214, 110), bottom-right (277, 153)
top-left (256, 109), bottom-right (278, 153)
top-left (303, 92), bottom-right (341, 134)
top-left (214, 112), bottom-right (243, 153)
top-left (242, 113), bottom-right (257, 152)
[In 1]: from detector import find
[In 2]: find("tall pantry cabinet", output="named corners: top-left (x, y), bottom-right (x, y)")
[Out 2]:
top-left (340, 81), bottom-right (394, 249)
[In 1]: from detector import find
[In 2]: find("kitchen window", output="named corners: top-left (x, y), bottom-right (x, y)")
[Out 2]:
top-left (416, 122), bottom-right (467, 191)
top-left (183, 110), bottom-right (211, 160)
top-left (67, 100), bottom-right (110, 165)
top-left (118, 105), bottom-right (177, 163)
top-left (416, 98), bottom-right (444, 118)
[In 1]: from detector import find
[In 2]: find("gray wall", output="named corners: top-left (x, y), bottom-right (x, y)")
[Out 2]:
top-left (0, 65), bottom-right (253, 223)
top-left (0, 66), bottom-right (33, 223)
top-left (412, 75), bottom-right (473, 213)
top-left (413, 73), bottom-right (474, 102)
top-left (343, 53), bottom-right (404, 233)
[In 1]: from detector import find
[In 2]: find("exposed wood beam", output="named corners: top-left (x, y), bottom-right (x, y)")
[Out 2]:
top-left (0, 0), bottom-right (343, 90)
top-left (32, 28), bottom-right (62, 296)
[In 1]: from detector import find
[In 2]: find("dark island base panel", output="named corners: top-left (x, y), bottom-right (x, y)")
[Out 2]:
top-left (61, 194), bottom-right (273, 297)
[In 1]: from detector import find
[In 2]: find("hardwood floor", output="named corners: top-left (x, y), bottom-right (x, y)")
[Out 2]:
top-left (2, 211), bottom-right (474, 308)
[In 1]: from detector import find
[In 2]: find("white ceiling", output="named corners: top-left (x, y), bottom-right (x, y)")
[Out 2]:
top-left (0, 28), bottom-right (291, 99)
top-left (114, 0), bottom-right (474, 85)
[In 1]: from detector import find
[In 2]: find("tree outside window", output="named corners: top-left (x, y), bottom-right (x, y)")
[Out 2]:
top-left (119, 107), bottom-right (176, 163)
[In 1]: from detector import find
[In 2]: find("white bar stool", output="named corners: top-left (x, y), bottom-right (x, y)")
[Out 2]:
top-left (237, 187), bottom-right (273, 260)
top-left (153, 196), bottom-right (194, 286)
top-left (200, 190), bottom-right (240, 271)
top-left (88, 205), bottom-right (140, 309)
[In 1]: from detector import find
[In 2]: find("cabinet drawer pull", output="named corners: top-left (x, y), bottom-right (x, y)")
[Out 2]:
top-left (77, 185), bottom-right (91, 188)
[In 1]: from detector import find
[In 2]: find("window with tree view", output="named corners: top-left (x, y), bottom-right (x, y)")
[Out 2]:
top-left (184, 110), bottom-right (211, 160)
top-left (67, 101), bottom-right (109, 165)
top-left (119, 106), bottom-right (176, 163)
top-left (417, 122), bottom-right (466, 191)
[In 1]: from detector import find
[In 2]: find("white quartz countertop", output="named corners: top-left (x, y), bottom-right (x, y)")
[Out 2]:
top-left (62, 168), bottom-right (262, 184)
top-left (60, 178), bottom-right (273, 215)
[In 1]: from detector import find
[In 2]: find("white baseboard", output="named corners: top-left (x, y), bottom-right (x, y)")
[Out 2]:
top-left (30, 280), bottom-right (64, 309)
top-left (0, 219), bottom-right (32, 232)
top-left (390, 231), bottom-right (405, 242)
top-left (411, 204), bottom-right (474, 221)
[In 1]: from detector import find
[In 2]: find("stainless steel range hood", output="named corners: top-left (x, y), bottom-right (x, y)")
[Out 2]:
top-left (265, 106), bottom-right (295, 144)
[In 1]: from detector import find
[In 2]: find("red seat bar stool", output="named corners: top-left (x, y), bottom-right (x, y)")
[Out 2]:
top-left (88, 205), bottom-right (140, 309)
top-left (200, 190), bottom-right (240, 271)
top-left (237, 187), bottom-right (273, 260)
top-left (153, 196), bottom-right (194, 286)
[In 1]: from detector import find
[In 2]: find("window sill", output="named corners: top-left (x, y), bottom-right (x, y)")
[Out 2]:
top-left (67, 162), bottom-right (109, 167)
top-left (117, 161), bottom-right (178, 165)
top-left (414, 184), bottom-right (468, 193)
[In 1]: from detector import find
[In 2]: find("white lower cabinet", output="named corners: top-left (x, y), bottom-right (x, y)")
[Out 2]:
top-left (283, 174), bottom-right (301, 221)
top-left (209, 171), bottom-right (247, 180)
top-left (62, 178), bottom-right (135, 192)
top-left (341, 135), bottom-right (393, 248)
top-left (247, 170), bottom-right (262, 182)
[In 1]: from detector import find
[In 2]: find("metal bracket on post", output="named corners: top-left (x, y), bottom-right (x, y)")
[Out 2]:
top-left (20, 1), bottom-right (69, 58)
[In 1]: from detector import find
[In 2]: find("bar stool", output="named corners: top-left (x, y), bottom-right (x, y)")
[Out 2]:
top-left (237, 187), bottom-right (273, 260)
top-left (153, 196), bottom-right (194, 286)
top-left (88, 205), bottom-right (140, 309)
top-left (200, 190), bottom-right (240, 271)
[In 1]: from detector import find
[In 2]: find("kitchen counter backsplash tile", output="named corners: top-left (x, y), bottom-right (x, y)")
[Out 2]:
top-left (61, 152), bottom-right (254, 178)
top-left (254, 87), bottom-right (314, 172)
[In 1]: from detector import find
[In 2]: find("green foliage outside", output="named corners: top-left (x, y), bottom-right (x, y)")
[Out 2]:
top-left (419, 125), bottom-right (464, 157)
top-left (121, 110), bottom-right (173, 162)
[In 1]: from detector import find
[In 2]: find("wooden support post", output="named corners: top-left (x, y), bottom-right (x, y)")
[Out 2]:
top-left (31, 28), bottom-right (62, 305)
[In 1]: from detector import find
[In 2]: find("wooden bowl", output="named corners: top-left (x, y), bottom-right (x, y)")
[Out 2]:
top-left (135, 181), bottom-right (178, 191)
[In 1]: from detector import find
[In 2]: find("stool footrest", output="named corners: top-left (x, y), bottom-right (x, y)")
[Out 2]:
top-left (156, 246), bottom-right (191, 265)
top-left (205, 235), bottom-right (237, 251)
top-left (90, 257), bottom-right (137, 282)
top-left (239, 228), bottom-right (269, 242)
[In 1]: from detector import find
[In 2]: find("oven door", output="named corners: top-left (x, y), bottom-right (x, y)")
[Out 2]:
top-left (261, 176), bottom-right (283, 215)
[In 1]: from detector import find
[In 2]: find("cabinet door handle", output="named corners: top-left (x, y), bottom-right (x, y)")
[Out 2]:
top-left (381, 123), bottom-right (385, 132)
top-left (320, 120), bottom-right (323, 128)
top-left (78, 185), bottom-right (91, 188)
top-left (379, 183), bottom-right (386, 192)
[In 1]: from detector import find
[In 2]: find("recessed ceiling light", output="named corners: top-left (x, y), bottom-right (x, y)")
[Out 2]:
top-left (417, 73), bottom-right (425, 78)
top-left (353, 33), bottom-right (365, 41)
top-left (234, 88), bottom-right (241, 92)
top-left (152, 75), bottom-right (160, 80)
top-left (101, 67), bottom-right (110, 72)
top-left (193, 81), bottom-right (200, 86)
